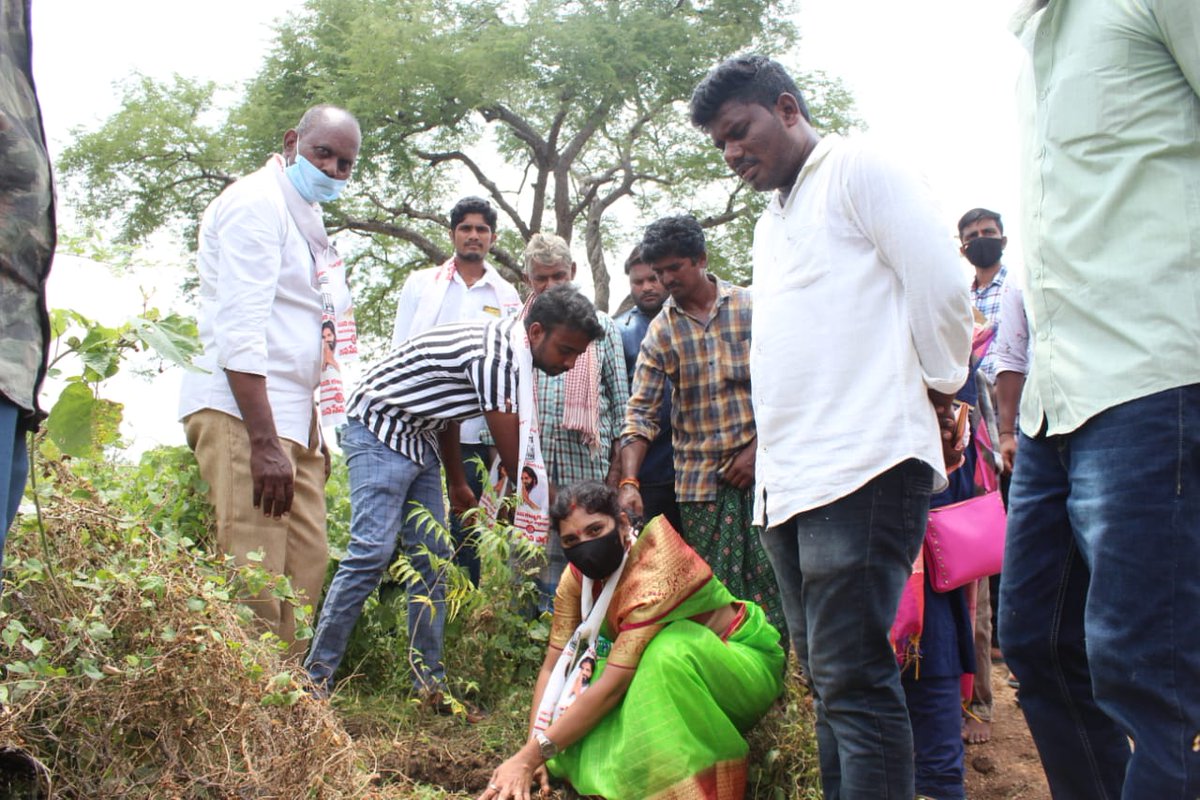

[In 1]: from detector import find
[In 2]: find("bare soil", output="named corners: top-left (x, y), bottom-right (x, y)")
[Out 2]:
top-left (347, 662), bottom-right (1052, 799)
top-left (964, 663), bottom-right (1052, 800)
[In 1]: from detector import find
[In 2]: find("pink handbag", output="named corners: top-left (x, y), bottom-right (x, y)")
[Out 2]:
top-left (923, 430), bottom-right (1006, 593)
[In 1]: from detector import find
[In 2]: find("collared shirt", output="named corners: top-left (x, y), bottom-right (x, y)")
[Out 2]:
top-left (613, 305), bottom-right (674, 487)
top-left (390, 261), bottom-right (521, 442)
top-left (971, 265), bottom-right (1007, 383)
top-left (1015, 0), bottom-right (1200, 436)
top-left (622, 277), bottom-right (755, 503)
top-left (0, 0), bottom-right (56, 420)
top-left (348, 318), bottom-right (521, 464)
top-left (179, 163), bottom-right (323, 447)
top-left (992, 284), bottom-right (1030, 378)
top-left (750, 135), bottom-right (973, 526)
top-left (536, 312), bottom-right (628, 484)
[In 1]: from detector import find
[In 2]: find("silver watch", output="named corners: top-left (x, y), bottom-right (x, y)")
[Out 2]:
top-left (534, 731), bottom-right (558, 761)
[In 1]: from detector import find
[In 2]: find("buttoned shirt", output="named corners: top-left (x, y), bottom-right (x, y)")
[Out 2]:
top-left (992, 284), bottom-right (1029, 378)
top-left (750, 135), bottom-right (973, 526)
top-left (179, 163), bottom-right (323, 447)
top-left (390, 261), bottom-right (521, 442)
top-left (971, 265), bottom-right (1007, 384)
top-left (622, 277), bottom-right (755, 503)
top-left (536, 313), bottom-right (628, 484)
top-left (1015, 0), bottom-right (1200, 435)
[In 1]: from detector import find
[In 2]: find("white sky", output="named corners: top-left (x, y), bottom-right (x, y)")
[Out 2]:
top-left (30, 0), bottom-right (1026, 455)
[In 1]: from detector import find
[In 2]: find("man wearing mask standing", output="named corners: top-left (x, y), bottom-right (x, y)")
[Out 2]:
top-left (180, 105), bottom-right (361, 656)
top-left (956, 206), bottom-right (1008, 746)
top-left (958, 208), bottom-right (1008, 386)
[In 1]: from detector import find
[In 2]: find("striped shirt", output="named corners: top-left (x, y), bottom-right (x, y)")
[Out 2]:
top-left (622, 277), bottom-right (755, 502)
top-left (347, 317), bottom-right (521, 463)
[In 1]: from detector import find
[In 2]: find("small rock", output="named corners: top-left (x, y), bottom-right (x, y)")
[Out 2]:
top-left (971, 754), bottom-right (997, 775)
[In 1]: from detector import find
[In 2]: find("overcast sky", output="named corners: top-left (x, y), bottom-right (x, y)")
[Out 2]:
top-left (30, 0), bottom-right (1027, 454)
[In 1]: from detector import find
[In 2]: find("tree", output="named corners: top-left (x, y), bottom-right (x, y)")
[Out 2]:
top-left (60, 0), bottom-right (858, 343)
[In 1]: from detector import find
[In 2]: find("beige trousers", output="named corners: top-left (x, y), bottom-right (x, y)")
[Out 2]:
top-left (970, 575), bottom-right (995, 720)
top-left (185, 409), bottom-right (328, 658)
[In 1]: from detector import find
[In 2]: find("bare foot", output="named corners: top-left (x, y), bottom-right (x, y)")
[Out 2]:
top-left (963, 716), bottom-right (992, 745)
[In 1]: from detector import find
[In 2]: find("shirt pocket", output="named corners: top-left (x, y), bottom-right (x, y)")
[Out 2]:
top-left (778, 225), bottom-right (831, 290)
top-left (719, 334), bottom-right (751, 384)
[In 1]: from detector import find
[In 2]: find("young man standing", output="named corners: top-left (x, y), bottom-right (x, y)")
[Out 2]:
top-left (690, 56), bottom-right (973, 798)
top-left (612, 246), bottom-right (679, 531)
top-left (618, 215), bottom-right (783, 636)
top-left (388, 196), bottom-right (521, 586)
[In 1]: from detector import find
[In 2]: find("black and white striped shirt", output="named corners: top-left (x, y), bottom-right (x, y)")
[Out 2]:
top-left (348, 317), bottom-right (521, 463)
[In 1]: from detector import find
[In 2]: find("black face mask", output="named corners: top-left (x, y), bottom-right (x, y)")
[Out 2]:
top-left (564, 526), bottom-right (625, 580)
top-left (964, 236), bottom-right (1004, 269)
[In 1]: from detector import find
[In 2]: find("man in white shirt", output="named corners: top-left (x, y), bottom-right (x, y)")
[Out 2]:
top-left (690, 56), bottom-right (973, 799)
top-left (387, 196), bottom-right (521, 586)
top-left (179, 105), bottom-right (361, 656)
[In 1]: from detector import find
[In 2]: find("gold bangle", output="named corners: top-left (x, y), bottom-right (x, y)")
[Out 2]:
top-left (618, 478), bottom-right (640, 490)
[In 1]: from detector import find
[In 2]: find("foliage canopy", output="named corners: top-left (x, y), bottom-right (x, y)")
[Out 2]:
top-left (60, 0), bottom-right (858, 342)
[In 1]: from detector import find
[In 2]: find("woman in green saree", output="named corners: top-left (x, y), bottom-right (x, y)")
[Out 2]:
top-left (479, 480), bottom-right (784, 800)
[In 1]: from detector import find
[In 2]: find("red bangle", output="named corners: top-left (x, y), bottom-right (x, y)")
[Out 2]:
top-left (619, 478), bottom-right (640, 490)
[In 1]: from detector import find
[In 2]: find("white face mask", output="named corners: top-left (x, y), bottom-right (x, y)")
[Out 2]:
top-left (285, 140), bottom-right (347, 204)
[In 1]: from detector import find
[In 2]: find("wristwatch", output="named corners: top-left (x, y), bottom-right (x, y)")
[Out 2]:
top-left (534, 731), bottom-right (558, 761)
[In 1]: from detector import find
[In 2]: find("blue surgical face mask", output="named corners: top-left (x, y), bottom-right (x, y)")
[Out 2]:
top-left (285, 142), bottom-right (347, 204)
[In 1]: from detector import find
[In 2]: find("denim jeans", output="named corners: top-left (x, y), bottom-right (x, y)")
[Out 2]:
top-left (0, 398), bottom-right (30, 573)
top-left (999, 385), bottom-right (1200, 799)
top-left (451, 443), bottom-right (490, 587)
top-left (902, 674), bottom-right (966, 800)
top-left (305, 419), bottom-right (450, 693)
top-left (760, 458), bottom-right (934, 800)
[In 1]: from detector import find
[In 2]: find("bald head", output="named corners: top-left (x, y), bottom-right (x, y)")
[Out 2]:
top-left (282, 104), bottom-right (362, 185)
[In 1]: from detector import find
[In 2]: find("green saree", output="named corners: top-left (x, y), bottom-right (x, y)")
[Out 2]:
top-left (546, 517), bottom-right (785, 799)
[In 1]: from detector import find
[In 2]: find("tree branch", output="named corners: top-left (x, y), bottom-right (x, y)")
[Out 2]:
top-left (329, 214), bottom-right (448, 263)
top-left (414, 149), bottom-right (530, 239)
top-left (478, 103), bottom-right (547, 157)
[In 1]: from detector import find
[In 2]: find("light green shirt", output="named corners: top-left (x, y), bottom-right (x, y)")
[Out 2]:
top-left (1015, 0), bottom-right (1200, 435)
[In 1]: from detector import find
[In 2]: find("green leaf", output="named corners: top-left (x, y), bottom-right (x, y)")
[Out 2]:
top-left (86, 621), bottom-right (114, 641)
top-left (131, 315), bottom-right (207, 372)
top-left (21, 638), bottom-right (45, 656)
top-left (46, 382), bottom-right (100, 457)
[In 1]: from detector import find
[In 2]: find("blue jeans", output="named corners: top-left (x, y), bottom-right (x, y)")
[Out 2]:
top-left (999, 385), bottom-right (1200, 799)
top-left (760, 458), bottom-right (934, 800)
top-left (0, 398), bottom-right (30, 573)
top-left (902, 674), bottom-right (966, 800)
top-left (451, 443), bottom-right (489, 587)
top-left (305, 419), bottom-right (450, 693)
